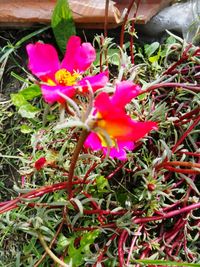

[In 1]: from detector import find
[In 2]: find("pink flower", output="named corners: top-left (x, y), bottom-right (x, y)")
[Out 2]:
top-left (26, 36), bottom-right (108, 104)
top-left (85, 81), bottom-right (157, 160)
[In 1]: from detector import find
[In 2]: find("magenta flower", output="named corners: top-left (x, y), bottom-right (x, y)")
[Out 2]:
top-left (26, 36), bottom-right (108, 104)
top-left (85, 81), bottom-right (158, 160)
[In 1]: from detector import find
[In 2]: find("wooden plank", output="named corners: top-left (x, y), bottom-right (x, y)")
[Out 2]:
top-left (0, 0), bottom-right (172, 28)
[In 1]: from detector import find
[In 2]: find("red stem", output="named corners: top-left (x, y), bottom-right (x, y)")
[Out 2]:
top-left (0, 179), bottom-right (85, 214)
top-left (133, 202), bottom-right (200, 224)
top-left (94, 232), bottom-right (118, 266)
top-left (118, 229), bottom-right (129, 267)
top-left (129, 0), bottom-right (141, 64)
top-left (176, 151), bottom-right (200, 157)
top-left (163, 44), bottom-right (193, 75)
top-left (172, 115), bottom-right (200, 153)
top-left (120, 0), bottom-right (136, 48)
top-left (138, 83), bottom-right (200, 96)
top-left (174, 107), bottom-right (200, 122)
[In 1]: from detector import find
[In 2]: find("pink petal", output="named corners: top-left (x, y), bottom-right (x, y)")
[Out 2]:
top-left (41, 84), bottom-right (75, 104)
top-left (26, 42), bottom-right (60, 80)
top-left (84, 133), bottom-right (103, 150)
top-left (78, 71), bottom-right (109, 93)
top-left (61, 36), bottom-right (96, 72)
top-left (94, 92), bottom-right (112, 116)
top-left (103, 147), bottom-right (127, 160)
top-left (118, 140), bottom-right (135, 151)
top-left (95, 95), bottom-right (158, 142)
top-left (124, 120), bottom-right (158, 141)
top-left (111, 81), bottom-right (141, 108)
top-left (103, 141), bottom-right (134, 160)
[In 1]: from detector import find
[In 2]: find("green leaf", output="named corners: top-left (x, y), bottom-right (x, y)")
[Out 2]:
top-left (96, 175), bottom-right (109, 193)
top-left (51, 0), bottom-right (76, 53)
top-left (20, 85), bottom-right (41, 100)
top-left (94, 48), bottom-right (120, 66)
top-left (144, 42), bottom-right (160, 57)
top-left (56, 234), bottom-right (70, 253)
top-left (64, 230), bottom-right (100, 266)
top-left (20, 125), bottom-right (33, 134)
top-left (80, 229), bottom-right (100, 253)
top-left (166, 36), bottom-right (177, 45)
top-left (134, 259), bottom-right (200, 266)
top-left (11, 93), bottom-right (27, 107)
top-left (18, 103), bottom-right (40, 118)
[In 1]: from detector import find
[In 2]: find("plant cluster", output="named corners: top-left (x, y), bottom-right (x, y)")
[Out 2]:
top-left (0, 0), bottom-right (200, 266)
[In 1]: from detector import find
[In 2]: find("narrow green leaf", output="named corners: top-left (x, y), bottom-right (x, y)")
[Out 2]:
top-left (134, 259), bottom-right (200, 266)
top-left (51, 0), bottom-right (76, 53)
top-left (180, 173), bottom-right (200, 195)
top-left (15, 26), bottom-right (50, 47)
top-left (144, 42), bottom-right (160, 57)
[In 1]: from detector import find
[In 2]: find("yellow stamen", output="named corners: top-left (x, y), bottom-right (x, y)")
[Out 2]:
top-left (55, 69), bottom-right (80, 86)
top-left (47, 79), bottom-right (56, 86)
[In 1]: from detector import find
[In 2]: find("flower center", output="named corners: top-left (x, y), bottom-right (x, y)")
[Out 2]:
top-left (55, 69), bottom-right (80, 86)
top-left (95, 113), bottom-right (116, 148)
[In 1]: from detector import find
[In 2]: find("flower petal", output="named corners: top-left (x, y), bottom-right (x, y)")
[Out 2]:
top-left (118, 140), bottom-right (135, 151)
top-left (85, 134), bottom-right (134, 160)
top-left (85, 133), bottom-right (102, 150)
top-left (26, 42), bottom-right (60, 80)
top-left (94, 92), bottom-right (112, 116)
top-left (103, 141), bottom-right (134, 160)
top-left (78, 71), bottom-right (109, 93)
top-left (41, 84), bottom-right (75, 104)
top-left (126, 121), bottom-right (158, 141)
top-left (61, 36), bottom-right (96, 72)
top-left (95, 90), bottom-right (157, 142)
top-left (111, 81), bottom-right (141, 108)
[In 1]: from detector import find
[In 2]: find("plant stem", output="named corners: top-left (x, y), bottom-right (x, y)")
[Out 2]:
top-left (67, 129), bottom-right (89, 199)
top-left (126, 225), bottom-right (143, 265)
top-left (133, 202), bottom-right (200, 224)
top-left (139, 82), bottom-right (200, 95)
top-left (34, 221), bottom-right (64, 267)
top-left (172, 115), bottom-right (200, 153)
top-left (120, 0), bottom-right (136, 48)
top-left (118, 229), bottom-right (129, 267)
top-left (38, 233), bottom-right (69, 267)
top-left (0, 179), bottom-right (86, 214)
top-left (163, 44), bottom-right (193, 75)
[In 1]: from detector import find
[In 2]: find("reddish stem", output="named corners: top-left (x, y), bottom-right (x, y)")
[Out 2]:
top-left (133, 202), bottom-right (200, 224)
top-left (120, 0), bottom-right (136, 48)
top-left (138, 83), bottom-right (200, 96)
top-left (107, 161), bottom-right (127, 179)
top-left (118, 229), bottom-right (129, 267)
top-left (82, 191), bottom-right (107, 224)
top-left (172, 115), bottom-right (200, 153)
top-left (0, 179), bottom-right (85, 214)
top-left (94, 232), bottom-right (118, 266)
top-left (175, 107), bottom-right (200, 122)
top-left (67, 130), bottom-right (89, 199)
top-left (176, 151), bottom-right (200, 157)
top-left (163, 44), bottom-right (193, 75)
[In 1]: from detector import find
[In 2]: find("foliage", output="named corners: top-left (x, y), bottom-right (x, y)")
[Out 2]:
top-left (0, 3), bottom-right (200, 267)
top-left (51, 0), bottom-right (76, 53)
